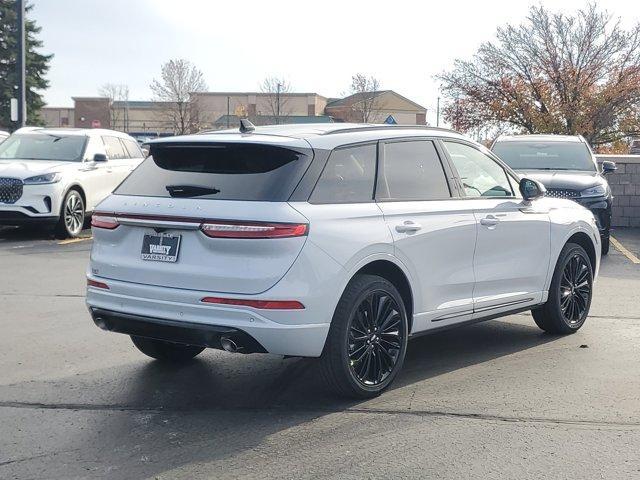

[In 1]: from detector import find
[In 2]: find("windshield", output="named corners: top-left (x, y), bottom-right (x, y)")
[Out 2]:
top-left (492, 141), bottom-right (596, 172)
top-left (0, 133), bottom-right (87, 162)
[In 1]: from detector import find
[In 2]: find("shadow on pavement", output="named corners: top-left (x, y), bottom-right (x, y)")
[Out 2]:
top-left (1, 317), bottom-right (562, 479)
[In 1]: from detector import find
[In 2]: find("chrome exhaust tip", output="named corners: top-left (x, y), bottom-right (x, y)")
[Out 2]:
top-left (220, 336), bottom-right (241, 353)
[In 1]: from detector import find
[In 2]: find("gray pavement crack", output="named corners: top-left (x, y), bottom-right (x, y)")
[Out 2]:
top-left (1, 400), bottom-right (638, 429)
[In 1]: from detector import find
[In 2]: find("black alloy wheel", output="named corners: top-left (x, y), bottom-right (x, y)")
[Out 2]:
top-left (532, 242), bottom-right (593, 334)
top-left (348, 291), bottom-right (404, 386)
top-left (559, 253), bottom-right (592, 325)
top-left (319, 274), bottom-right (409, 398)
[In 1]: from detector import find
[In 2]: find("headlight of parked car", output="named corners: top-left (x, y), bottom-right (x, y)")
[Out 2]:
top-left (23, 172), bottom-right (61, 185)
top-left (580, 184), bottom-right (607, 198)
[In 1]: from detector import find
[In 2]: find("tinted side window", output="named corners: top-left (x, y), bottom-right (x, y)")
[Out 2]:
top-left (102, 136), bottom-right (127, 159)
top-left (310, 144), bottom-right (376, 204)
top-left (443, 141), bottom-right (514, 197)
top-left (121, 138), bottom-right (144, 158)
top-left (377, 140), bottom-right (450, 201)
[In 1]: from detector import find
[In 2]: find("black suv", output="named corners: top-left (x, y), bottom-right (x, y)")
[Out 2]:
top-left (492, 135), bottom-right (616, 254)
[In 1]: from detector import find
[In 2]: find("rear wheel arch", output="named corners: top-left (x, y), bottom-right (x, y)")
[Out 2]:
top-left (354, 260), bottom-right (414, 333)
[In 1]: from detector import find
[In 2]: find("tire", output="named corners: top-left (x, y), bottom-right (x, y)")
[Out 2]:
top-left (601, 235), bottom-right (610, 255)
top-left (319, 274), bottom-right (409, 399)
top-left (131, 336), bottom-right (204, 362)
top-left (532, 242), bottom-right (593, 334)
top-left (55, 189), bottom-right (85, 239)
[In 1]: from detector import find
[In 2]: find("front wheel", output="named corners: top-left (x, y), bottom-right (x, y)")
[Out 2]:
top-left (532, 242), bottom-right (593, 334)
top-left (319, 274), bottom-right (409, 398)
top-left (131, 336), bottom-right (204, 362)
top-left (55, 189), bottom-right (85, 238)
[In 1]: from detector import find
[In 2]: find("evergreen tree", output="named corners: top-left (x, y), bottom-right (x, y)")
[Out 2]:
top-left (0, 1), bottom-right (52, 129)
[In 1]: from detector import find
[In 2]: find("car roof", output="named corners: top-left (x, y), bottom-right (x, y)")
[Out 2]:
top-left (152, 123), bottom-right (470, 150)
top-left (13, 127), bottom-right (134, 138)
top-left (494, 134), bottom-right (584, 143)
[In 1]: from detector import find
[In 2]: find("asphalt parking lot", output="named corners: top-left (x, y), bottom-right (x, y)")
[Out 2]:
top-left (1, 226), bottom-right (639, 480)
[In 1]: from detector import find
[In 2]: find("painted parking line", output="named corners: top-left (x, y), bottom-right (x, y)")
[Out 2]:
top-left (610, 236), bottom-right (640, 264)
top-left (57, 236), bottom-right (93, 245)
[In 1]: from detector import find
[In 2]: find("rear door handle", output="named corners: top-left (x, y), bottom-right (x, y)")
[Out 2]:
top-left (480, 215), bottom-right (500, 227)
top-left (395, 221), bottom-right (422, 233)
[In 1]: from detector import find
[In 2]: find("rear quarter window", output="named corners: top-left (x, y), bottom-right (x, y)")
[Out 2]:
top-left (115, 142), bottom-right (312, 201)
top-left (310, 144), bottom-right (376, 204)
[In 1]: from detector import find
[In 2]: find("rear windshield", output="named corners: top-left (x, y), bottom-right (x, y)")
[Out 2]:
top-left (115, 142), bottom-right (312, 201)
top-left (492, 141), bottom-right (596, 171)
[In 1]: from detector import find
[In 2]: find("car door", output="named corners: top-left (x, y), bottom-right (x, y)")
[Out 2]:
top-left (376, 138), bottom-right (477, 333)
top-left (77, 135), bottom-right (111, 211)
top-left (441, 140), bottom-right (550, 318)
top-left (101, 136), bottom-right (132, 192)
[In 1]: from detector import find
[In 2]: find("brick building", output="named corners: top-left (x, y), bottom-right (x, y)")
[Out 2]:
top-left (41, 90), bottom-right (427, 135)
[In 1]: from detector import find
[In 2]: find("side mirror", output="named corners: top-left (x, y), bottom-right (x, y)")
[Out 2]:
top-left (519, 177), bottom-right (546, 201)
top-left (93, 153), bottom-right (108, 162)
top-left (601, 161), bottom-right (617, 174)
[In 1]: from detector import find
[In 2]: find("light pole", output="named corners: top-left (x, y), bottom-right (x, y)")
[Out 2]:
top-left (14, 0), bottom-right (27, 128)
top-left (276, 82), bottom-right (281, 125)
top-left (436, 97), bottom-right (440, 127)
top-left (227, 96), bottom-right (230, 128)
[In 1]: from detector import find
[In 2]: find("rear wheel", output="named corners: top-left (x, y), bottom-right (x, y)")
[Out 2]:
top-left (131, 336), bottom-right (204, 362)
top-left (319, 274), bottom-right (408, 398)
top-left (55, 189), bottom-right (85, 238)
top-left (532, 242), bottom-right (593, 334)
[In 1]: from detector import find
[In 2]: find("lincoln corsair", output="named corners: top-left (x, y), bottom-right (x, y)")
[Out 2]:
top-left (0, 127), bottom-right (144, 238)
top-left (492, 134), bottom-right (615, 254)
top-left (87, 123), bottom-right (600, 398)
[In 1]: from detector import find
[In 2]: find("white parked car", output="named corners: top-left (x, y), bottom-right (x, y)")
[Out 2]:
top-left (0, 131), bottom-right (9, 143)
top-left (0, 127), bottom-right (145, 237)
top-left (87, 123), bottom-right (601, 398)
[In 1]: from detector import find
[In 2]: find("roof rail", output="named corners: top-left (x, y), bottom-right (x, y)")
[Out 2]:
top-left (322, 125), bottom-right (459, 136)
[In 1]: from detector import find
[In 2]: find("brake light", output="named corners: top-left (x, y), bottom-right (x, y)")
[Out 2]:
top-left (200, 221), bottom-right (307, 239)
top-left (91, 213), bottom-right (119, 230)
top-left (87, 278), bottom-right (109, 290)
top-left (201, 297), bottom-right (305, 310)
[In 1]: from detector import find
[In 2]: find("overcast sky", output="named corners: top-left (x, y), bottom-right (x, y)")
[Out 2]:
top-left (31, 0), bottom-right (640, 125)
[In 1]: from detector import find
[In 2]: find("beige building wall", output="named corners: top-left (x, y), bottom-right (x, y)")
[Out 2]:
top-left (193, 92), bottom-right (328, 129)
top-left (110, 103), bottom-right (175, 133)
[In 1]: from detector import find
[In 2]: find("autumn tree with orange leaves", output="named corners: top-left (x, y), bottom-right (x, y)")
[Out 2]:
top-left (437, 5), bottom-right (640, 146)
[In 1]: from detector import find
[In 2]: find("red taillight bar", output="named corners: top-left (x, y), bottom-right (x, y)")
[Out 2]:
top-left (87, 278), bottom-right (109, 290)
top-left (91, 214), bottom-right (119, 230)
top-left (201, 297), bottom-right (305, 310)
top-left (200, 221), bottom-right (307, 239)
top-left (91, 212), bottom-right (308, 239)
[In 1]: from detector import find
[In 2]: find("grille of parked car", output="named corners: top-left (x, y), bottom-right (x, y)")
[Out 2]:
top-left (545, 188), bottom-right (580, 199)
top-left (0, 178), bottom-right (23, 204)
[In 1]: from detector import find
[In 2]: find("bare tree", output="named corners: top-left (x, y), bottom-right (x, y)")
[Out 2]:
top-left (99, 83), bottom-right (129, 131)
top-left (348, 74), bottom-right (384, 123)
top-left (260, 76), bottom-right (292, 123)
top-left (437, 4), bottom-right (640, 145)
top-left (150, 59), bottom-right (208, 135)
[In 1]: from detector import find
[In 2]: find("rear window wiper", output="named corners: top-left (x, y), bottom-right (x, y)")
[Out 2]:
top-left (165, 185), bottom-right (221, 198)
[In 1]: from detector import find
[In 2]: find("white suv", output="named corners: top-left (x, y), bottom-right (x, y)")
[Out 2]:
top-left (0, 127), bottom-right (145, 237)
top-left (86, 123), bottom-right (601, 398)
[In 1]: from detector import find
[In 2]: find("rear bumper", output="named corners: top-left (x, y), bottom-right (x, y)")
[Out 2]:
top-left (90, 307), bottom-right (267, 353)
top-left (85, 277), bottom-right (331, 357)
